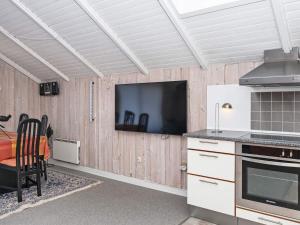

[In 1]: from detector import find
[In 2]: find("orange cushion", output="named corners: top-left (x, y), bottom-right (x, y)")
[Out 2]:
top-left (0, 157), bottom-right (37, 168)
top-left (0, 134), bottom-right (50, 161)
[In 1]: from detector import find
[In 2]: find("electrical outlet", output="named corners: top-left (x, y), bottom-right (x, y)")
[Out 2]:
top-left (137, 156), bottom-right (142, 163)
top-left (180, 163), bottom-right (187, 172)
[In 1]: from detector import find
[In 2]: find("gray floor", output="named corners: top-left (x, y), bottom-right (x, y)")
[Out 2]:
top-left (0, 166), bottom-right (189, 225)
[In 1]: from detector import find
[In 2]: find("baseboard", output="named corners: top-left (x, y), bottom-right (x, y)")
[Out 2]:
top-left (48, 159), bottom-right (187, 197)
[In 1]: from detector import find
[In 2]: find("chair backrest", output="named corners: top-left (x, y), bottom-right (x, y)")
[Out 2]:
top-left (18, 113), bottom-right (29, 125)
top-left (138, 113), bottom-right (149, 132)
top-left (124, 111), bottom-right (135, 125)
top-left (40, 115), bottom-right (48, 136)
top-left (16, 119), bottom-right (41, 172)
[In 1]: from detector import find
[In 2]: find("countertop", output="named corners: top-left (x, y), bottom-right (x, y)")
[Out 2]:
top-left (184, 129), bottom-right (300, 148)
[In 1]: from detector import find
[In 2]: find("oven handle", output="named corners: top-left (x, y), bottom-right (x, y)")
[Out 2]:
top-left (242, 156), bottom-right (300, 168)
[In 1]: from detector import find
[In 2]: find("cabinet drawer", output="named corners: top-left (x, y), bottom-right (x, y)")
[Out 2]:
top-left (188, 150), bottom-right (235, 181)
top-left (187, 174), bottom-right (235, 216)
top-left (187, 138), bottom-right (235, 154)
top-left (236, 208), bottom-right (300, 225)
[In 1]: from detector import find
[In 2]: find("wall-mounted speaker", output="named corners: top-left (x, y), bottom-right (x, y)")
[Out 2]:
top-left (40, 82), bottom-right (59, 96)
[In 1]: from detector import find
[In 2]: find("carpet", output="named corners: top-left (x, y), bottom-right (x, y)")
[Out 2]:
top-left (181, 217), bottom-right (217, 225)
top-left (0, 168), bottom-right (101, 219)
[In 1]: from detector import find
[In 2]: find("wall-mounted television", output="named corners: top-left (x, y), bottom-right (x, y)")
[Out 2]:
top-left (115, 81), bottom-right (187, 135)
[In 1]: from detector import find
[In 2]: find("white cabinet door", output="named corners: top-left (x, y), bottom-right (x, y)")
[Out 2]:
top-left (187, 175), bottom-right (235, 216)
top-left (188, 150), bottom-right (235, 181)
top-left (187, 138), bottom-right (235, 154)
top-left (236, 208), bottom-right (300, 225)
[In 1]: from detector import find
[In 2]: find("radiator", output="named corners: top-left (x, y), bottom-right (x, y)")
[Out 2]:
top-left (53, 139), bottom-right (80, 164)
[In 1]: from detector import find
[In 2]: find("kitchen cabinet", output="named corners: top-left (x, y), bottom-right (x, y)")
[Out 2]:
top-left (187, 137), bottom-right (235, 216)
top-left (187, 138), bottom-right (235, 154)
top-left (188, 149), bottom-right (235, 181)
top-left (188, 174), bottom-right (235, 216)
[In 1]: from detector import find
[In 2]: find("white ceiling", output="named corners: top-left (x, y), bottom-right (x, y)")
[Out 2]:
top-left (0, 0), bottom-right (299, 82)
top-left (285, 0), bottom-right (300, 47)
top-left (181, 0), bottom-right (280, 64)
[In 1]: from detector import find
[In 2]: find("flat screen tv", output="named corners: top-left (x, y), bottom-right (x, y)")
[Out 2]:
top-left (115, 81), bottom-right (187, 135)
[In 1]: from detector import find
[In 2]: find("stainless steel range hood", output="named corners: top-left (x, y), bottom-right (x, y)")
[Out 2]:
top-left (239, 47), bottom-right (300, 86)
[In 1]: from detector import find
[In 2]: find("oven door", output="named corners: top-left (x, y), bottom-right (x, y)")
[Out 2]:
top-left (241, 156), bottom-right (300, 211)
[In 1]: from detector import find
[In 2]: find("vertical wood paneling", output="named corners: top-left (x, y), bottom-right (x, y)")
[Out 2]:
top-left (0, 60), bottom-right (261, 188)
top-left (224, 63), bottom-right (239, 84)
top-left (40, 62), bottom-right (259, 189)
top-left (0, 60), bottom-right (40, 131)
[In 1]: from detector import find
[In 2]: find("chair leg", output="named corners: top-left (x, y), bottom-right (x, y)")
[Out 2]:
top-left (25, 176), bottom-right (30, 188)
top-left (36, 170), bottom-right (42, 197)
top-left (40, 161), bottom-right (43, 177)
top-left (43, 160), bottom-right (47, 181)
top-left (17, 173), bottom-right (22, 203)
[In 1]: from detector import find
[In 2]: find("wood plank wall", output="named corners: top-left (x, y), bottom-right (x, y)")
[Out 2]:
top-left (40, 62), bottom-right (261, 189)
top-left (0, 60), bottom-right (40, 131)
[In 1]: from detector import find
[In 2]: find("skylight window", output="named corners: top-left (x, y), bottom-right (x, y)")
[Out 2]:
top-left (171, 0), bottom-right (241, 15)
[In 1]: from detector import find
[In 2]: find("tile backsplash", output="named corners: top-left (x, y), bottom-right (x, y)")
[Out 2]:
top-left (251, 92), bottom-right (300, 132)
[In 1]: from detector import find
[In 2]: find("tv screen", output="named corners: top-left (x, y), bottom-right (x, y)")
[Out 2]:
top-left (115, 81), bottom-right (187, 135)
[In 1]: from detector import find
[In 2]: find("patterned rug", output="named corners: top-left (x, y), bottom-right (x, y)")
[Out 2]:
top-left (0, 168), bottom-right (101, 219)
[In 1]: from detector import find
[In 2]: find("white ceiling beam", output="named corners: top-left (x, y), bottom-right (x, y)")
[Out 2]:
top-left (10, 0), bottom-right (104, 78)
top-left (73, 0), bottom-right (149, 75)
top-left (0, 52), bottom-right (41, 83)
top-left (270, 0), bottom-right (292, 53)
top-left (0, 26), bottom-right (70, 81)
top-left (158, 0), bottom-right (208, 69)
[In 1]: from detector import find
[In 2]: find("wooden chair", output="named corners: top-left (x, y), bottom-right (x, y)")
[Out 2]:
top-left (40, 115), bottom-right (48, 181)
top-left (18, 113), bottom-right (29, 125)
top-left (0, 119), bottom-right (42, 202)
top-left (40, 115), bottom-right (48, 136)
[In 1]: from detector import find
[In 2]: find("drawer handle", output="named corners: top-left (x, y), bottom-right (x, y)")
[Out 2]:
top-left (199, 140), bottom-right (218, 145)
top-left (199, 153), bottom-right (218, 158)
top-left (258, 217), bottom-right (282, 225)
top-left (199, 179), bottom-right (218, 185)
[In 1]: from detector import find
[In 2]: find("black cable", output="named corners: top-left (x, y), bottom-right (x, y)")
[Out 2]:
top-left (0, 115), bottom-right (12, 139)
top-left (0, 125), bottom-right (12, 139)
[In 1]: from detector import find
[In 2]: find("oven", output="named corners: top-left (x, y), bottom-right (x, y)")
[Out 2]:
top-left (236, 143), bottom-right (300, 221)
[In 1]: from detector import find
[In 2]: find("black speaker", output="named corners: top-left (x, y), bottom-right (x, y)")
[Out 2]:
top-left (40, 82), bottom-right (59, 96)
